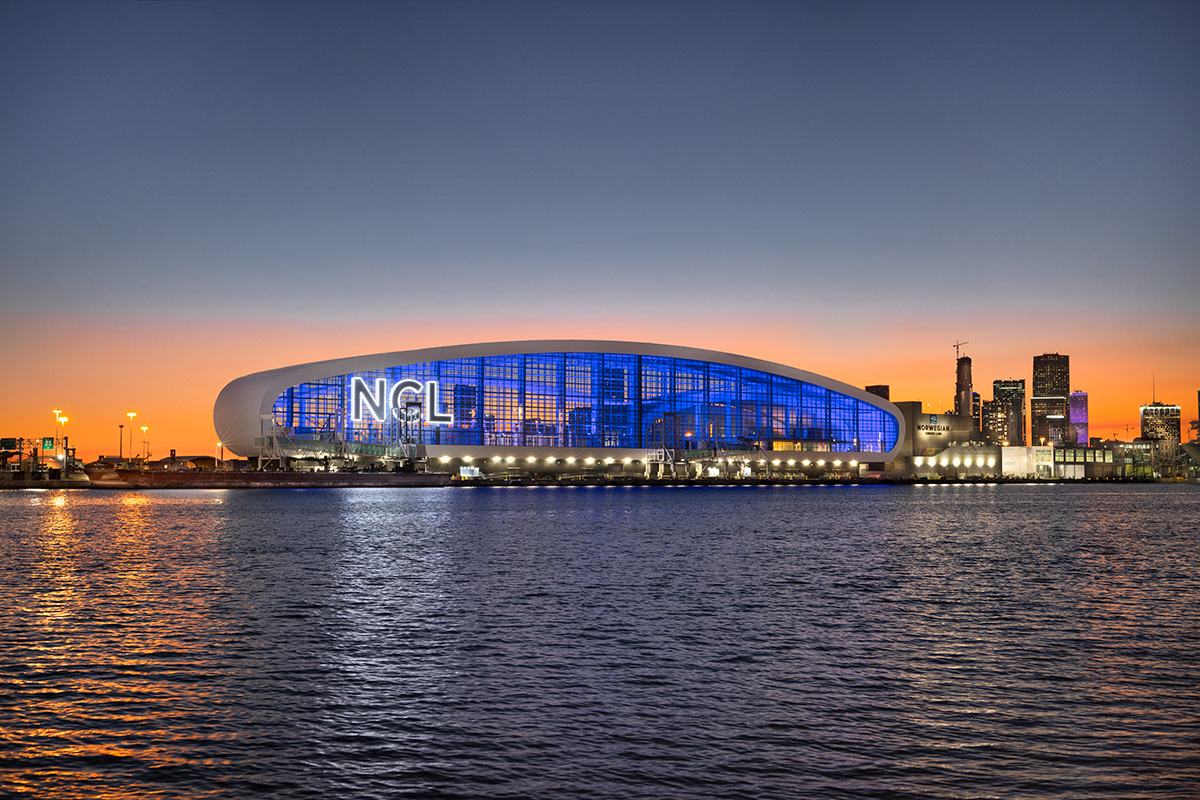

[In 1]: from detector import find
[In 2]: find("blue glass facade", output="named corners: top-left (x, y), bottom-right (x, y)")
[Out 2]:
top-left (271, 351), bottom-right (900, 454)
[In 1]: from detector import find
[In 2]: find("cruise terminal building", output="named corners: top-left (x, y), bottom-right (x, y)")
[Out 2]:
top-left (214, 341), bottom-right (905, 479)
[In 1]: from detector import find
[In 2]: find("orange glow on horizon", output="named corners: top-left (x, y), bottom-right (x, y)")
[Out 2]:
top-left (2, 311), bottom-right (1195, 462)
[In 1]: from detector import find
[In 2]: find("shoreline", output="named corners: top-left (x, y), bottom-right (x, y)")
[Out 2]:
top-left (1, 473), bottom-right (1191, 490)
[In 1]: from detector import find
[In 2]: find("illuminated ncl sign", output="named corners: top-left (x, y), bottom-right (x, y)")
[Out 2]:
top-left (349, 377), bottom-right (454, 425)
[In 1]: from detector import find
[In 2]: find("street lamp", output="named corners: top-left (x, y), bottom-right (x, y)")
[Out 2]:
top-left (141, 425), bottom-right (149, 460)
top-left (119, 424), bottom-right (124, 464)
top-left (57, 416), bottom-right (68, 471)
top-left (127, 412), bottom-right (137, 467)
top-left (216, 442), bottom-right (224, 471)
top-left (52, 408), bottom-right (63, 461)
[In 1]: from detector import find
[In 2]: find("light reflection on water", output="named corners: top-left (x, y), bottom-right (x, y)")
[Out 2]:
top-left (1, 484), bottom-right (1198, 799)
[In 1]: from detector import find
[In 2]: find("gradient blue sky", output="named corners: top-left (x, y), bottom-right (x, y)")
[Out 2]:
top-left (2, 1), bottom-right (1197, 454)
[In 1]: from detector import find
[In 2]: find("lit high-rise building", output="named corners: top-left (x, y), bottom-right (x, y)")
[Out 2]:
top-left (993, 378), bottom-right (1026, 445)
top-left (1046, 415), bottom-right (1069, 444)
top-left (981, 399), bottom-right (1006, 445)
top-left (1032, 353), bottom-right (1069, 445)
top-left (1033, 353), bottom-right (1070, 397)
top-left (1069, 391), bottom-right (1088, 445)
top-left (1140, 402), bottom-right (1182, 446)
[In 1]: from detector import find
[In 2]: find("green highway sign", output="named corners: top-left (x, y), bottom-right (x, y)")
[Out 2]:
top-left (0, 438), bottom-right (16, 450)
top-left (42, 437), bottom-right (54, 450)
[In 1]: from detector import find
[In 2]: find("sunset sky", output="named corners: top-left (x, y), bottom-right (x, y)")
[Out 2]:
top-left (2, 1), bottom-right (1197, 461)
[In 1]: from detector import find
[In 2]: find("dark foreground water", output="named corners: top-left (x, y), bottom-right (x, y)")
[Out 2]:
top-left (2, 483), bottom-right (1198, 799)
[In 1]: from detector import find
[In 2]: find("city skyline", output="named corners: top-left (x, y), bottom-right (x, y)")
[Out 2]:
top-left (2, 2), bottom-right (1197, 459)
top-left (6, 330), bottom-right (1196, 463)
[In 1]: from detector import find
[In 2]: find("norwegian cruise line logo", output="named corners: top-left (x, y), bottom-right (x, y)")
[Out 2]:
top-left (349, 377), bottom-right (454, 425)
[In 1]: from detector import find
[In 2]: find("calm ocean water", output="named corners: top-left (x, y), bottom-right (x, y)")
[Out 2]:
top-left (2, 483), bottom-right (1198, 799)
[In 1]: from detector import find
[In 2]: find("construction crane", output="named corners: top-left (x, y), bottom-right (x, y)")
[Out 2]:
top-left (954, 340), bottom-right (970, 359)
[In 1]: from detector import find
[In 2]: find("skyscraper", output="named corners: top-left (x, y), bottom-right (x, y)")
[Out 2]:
top-left (1031, 353), bottom-right (1069, 445)
top-left (981, 399), bottom-right (1007, 445)
top-left (1140, 402), bottom-right (1182, 445)
top-left (993, 378), bottom-right (1026, 445)
top-left (1069, 391), bottom-right (1088, 444)
top-left (955, 356), bottom-right (972, 421)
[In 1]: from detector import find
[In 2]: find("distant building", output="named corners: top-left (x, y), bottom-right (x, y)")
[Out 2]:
top-left (1193, 390), bottom-right (1199, 443)
top-left (993, 378), bottom-right (1026, 445)
top-left (954, 356), bottom-right (973, 421)
top-left (1032, 353), bottom-right (1069, 445)
top-left (1046, 414), bottom-right (1069, 444)
top-left (1069, 391), bottom-right (1088, 445)
top-left (892, 402), bottom-right (977, 457)
top-left (981, 399), bottom-right (1008, 445)
top-left (865, 385), bottom-right (890, 400)
top-left (1033, 353), bottom-right (1070, 396)
top-left (1141, 401), bottom-right (1182, 446)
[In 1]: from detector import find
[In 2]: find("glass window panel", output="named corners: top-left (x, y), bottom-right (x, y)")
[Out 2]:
top-left (269, 349), bottom-right (902, 455)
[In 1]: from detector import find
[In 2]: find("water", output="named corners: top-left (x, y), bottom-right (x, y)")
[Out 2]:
top-left (2, 483), bottom-right (1198, 799)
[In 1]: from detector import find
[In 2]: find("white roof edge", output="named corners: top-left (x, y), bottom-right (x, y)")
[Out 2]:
top-left (215, 340), bottom-right (906, 459)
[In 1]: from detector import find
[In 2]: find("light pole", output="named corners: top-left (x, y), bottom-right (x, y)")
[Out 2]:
top-left (127, 412), bottom-right (137, 467)
top-left (119, 424), bottom-right (124, 464)
top-left (141, 425), bottom-right (149, 461)
top-left (57, 415), bottom-right (68, 472)
top-left (52, 408), bottom-right (62, 462)
top-left (216, 442), bottom-right (224, 471)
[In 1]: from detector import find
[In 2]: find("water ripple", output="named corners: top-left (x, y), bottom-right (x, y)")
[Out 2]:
top-left (2, 484), bottom-right (1198, 799)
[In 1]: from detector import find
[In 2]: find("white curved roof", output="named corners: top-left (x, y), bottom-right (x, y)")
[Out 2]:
top-left (214, 340), bottom-right (905, 459)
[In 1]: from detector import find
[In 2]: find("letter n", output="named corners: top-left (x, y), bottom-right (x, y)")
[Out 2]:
top-left (351, 377), bottom-right (387, 421)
